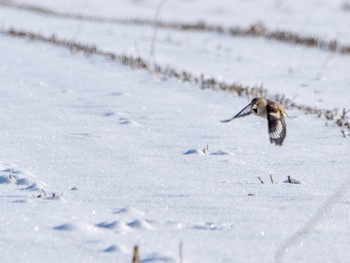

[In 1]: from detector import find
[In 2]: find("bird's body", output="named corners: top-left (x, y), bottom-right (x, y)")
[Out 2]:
top-left (221, 97), bottom-right (287, 146)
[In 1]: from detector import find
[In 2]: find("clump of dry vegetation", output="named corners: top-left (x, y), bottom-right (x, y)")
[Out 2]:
top-left (2, 1), bottom-right (350, 55)
top-left (2, 27), bottom-right (348, 136)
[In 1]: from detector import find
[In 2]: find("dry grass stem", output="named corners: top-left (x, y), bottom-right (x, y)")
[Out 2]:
top-left (275, 182), bottom-right (349, 263)
top-left (2, 27), bottom-right (348, 132)
top-left (132, 245), bottom-right (141, 263)
top-left (179, 242), bottom-right (183, 263)
top-left (1, 1), bottom-right (350, 55)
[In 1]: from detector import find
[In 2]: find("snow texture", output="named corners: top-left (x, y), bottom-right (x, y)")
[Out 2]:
top-left (0, 1), bottom-right (350, 263)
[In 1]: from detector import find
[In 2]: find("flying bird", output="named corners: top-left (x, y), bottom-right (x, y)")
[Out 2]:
top-left (221, 97), bottom-right (287, 146)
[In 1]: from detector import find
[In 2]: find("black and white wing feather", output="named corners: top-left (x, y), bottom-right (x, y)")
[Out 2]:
top-left (266, 105), bottom-right (286, 146)
top-left (220, 103), bottom-right (252, 123)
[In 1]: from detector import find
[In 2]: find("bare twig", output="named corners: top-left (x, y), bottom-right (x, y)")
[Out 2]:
top-left (257, 177), bottom-right (264, 184)
top-left (275, 182), bottom-right (349, 263)
top-left (341, 129), bottom-right (346, 138)
top-left (287, 176), bottom-right (292, 184)
top-left (150, 0), bottom-right (168, 69)
top-left (132, 245), bottom-right (141, 263)
top-left (270, 174), bottom-right (274, 184)
top-left (179, 241), bottom-right (183, 263)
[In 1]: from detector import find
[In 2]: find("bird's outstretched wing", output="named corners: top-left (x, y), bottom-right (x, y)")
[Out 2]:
top-left (220, 103), bottom-right (252, 123)
top-left (266, 104), bottom-right (286, 146)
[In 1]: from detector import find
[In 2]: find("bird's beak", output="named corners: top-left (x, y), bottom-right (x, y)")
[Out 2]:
top-left (251, 104), bottom-right (258, 113)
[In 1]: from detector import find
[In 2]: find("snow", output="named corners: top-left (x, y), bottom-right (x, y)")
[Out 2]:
top-left (0, 0), bottom-right (350, 263)
top-left (1, 2), bottom-right (350, 109)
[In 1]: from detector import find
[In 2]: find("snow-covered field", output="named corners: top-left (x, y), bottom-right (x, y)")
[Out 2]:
top-left (0, 1), bottom-right (349, 262)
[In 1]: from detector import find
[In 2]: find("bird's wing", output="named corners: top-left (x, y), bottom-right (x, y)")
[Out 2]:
top-left (266, 104), bottom-right (286, 146)
top-left (220, 103), bottom-right (252, 123)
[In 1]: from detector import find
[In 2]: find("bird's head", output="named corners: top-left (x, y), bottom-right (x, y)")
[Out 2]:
top-left (250, 97), bottom-right (266, 114)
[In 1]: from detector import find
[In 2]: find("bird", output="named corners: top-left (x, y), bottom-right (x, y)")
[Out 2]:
top-left (221, 97), bottom-right (287, 146)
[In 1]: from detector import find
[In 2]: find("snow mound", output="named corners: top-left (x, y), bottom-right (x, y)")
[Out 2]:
top-left (102, 111), bottom-right (115, 117)
top-left (1, 167), bottom-right (21, 174)
top-left (209, 150), bottom-right (232, 156)
top-left (12, 198), bottom-right (35, 204)
top-left (119, 118), bottom-right (141, 126)
top-left (25, 183), bottom-right (46, 191)
top-left (0, 175), bottom-right (15, 184)
top-left (127, 219), bottom-right (154, 230)
top-left (183, 149), bottom-right (206, 155)
top-left (0, 163), bottom-right (48, 194)
top-left (283, 177), bottom-right (304, 184)
top-left (16, 178), bottom-right (33, 186)
top-left (192, 222), bottom-right (223, 231)
top-left (53, 222), bottom-right (99, 233)
top-left (103, 244), bottom-right (130, 254)
top-left (47, 193), bottom-right (66, 202)
top-left (96, 220), bottom-right (133, 233)
top-left (142, 253), bottom-right (174, 263)
top-left (183, 149), bottom-right (232, 155)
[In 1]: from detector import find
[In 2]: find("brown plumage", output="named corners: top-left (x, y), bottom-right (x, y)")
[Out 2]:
top-left (221, 97), bottom-right (287, 146)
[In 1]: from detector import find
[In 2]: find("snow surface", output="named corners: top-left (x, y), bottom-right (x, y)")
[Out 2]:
top-left (0, 1), bottom-right (350, 263)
